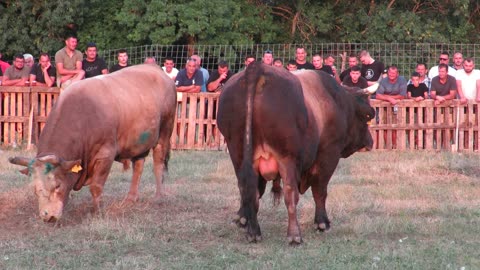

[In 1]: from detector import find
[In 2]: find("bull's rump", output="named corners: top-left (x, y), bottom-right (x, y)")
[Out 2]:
top-left (218, 65), bottom-right (309, 164)
top-left (39, 65), bottom-right (176, 159)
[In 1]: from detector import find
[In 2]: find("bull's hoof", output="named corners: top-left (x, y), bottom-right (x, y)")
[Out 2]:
top-left (246, 234), bottom-right (262, 243)
top-left (232, 215), bottom-right (248, 228)
top-left (287, 236), bottom-right (303, 245)
top-left (314, 222), bottom-right (330, 232)
top-left (125, 193), bottom-right (139, 203)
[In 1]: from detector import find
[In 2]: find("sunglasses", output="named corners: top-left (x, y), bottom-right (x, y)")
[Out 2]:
top-left (264, 50), bottom-right (273, 54)
top-left (439, 58), bottom-right (448, 61)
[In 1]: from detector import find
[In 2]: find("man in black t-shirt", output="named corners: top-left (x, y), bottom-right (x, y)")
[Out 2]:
top-left (207, 61), bottom-right (233, 92)
top-left (359, 50), bottom-right (385, 86)
top-left (295, 46), bottom-right (314, 70)
top-left (82, 42), bottom-right (108, 78)
top-left (29, 53), bottom-right (56, 87)
top-left (342, 65), bottom-right (368, 89)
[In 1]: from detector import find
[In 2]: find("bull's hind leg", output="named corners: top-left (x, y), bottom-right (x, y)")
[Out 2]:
top-left (152, 142), bottom-right (170, 202)
top-left (280, 163), bottom-right (302, 245)
top-left (125, 157), bottom-right (145, 202)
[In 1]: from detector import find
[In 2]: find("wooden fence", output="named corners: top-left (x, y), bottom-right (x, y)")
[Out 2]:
top-left (1, 86), bottom-right (479, 152)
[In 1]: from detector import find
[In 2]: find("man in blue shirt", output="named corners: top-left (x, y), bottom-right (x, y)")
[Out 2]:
top-left (175, 58), bottom-right (203, 93)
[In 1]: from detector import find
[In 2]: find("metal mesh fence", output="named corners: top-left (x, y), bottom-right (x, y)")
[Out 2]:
top-left (97, 43), bottom-right (480, 75)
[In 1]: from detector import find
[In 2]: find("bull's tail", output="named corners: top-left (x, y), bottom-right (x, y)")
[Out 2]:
top-left (238, 62), bottom-right (265, 230)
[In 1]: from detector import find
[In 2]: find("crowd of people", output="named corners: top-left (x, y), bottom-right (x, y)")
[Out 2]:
top-left (1, 40), bottom-right (479, 105)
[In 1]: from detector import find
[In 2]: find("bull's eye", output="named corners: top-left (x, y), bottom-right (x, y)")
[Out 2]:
top-left (55, 184), bottom-right (61, 190)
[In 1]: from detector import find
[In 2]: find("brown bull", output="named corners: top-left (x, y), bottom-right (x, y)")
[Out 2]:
top-left (9, 64), bottom-right (176, 222)
top-left (217, 62), bottom-right (375, 244)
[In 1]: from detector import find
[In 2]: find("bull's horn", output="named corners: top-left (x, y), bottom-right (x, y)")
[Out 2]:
top-left (9, 156), bottom-right (32, 167)
top-left (38, 155), bottom-right (61, 165)
top-left (363, 83), bottom-right (379, 94)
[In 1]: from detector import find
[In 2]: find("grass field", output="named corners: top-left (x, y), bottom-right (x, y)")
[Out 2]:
top-left (0, 149), bottom-right (479, 269)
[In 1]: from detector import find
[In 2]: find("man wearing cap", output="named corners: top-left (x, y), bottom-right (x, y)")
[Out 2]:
top-left (55, 34), bottom-right (85, 88)
top-left (262, 50), bottom-right (273, 66)
top-left (207, 60), bottom-right (233, 92)
top-left (82, 42), bottom-right (108, 78)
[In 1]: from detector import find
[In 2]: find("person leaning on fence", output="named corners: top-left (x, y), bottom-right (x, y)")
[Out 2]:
top-left (455, 57), bottom-right (480, 104)
top-left (162, 57), bottom-right (179, 80)
top-left (29, 53), bottom-right (56, 87)
top-left (408, 63), bottom-right (431, 93)
top-left (175, 58), bottom-right (203, 93)
top-left (82, 42), bottom-right (108, 78)
top-left (407, 72), bottom-right (429, 102)
top-left (376, 65), bottom-right (407, 105)
top-left (2, 54), bottom-right (30, 86)
top-left (23, 54), bottom-right (34, 68)
top-left (430, 63), bottom-right (457, 106)
top-left (55, 34), bottom-right (85, 89)
top-left (207, 60), bottom-right (233, 92)
top-left (359, 50), bottom-right (385, 87)
top-left (189, 54), bottom-right (209, 92)
top-left (109, 49), bottom-right (130, 73)
top-left (0, 52), bottom-right (10, 75)
top-left (342, 65), bottom-right (368, 89)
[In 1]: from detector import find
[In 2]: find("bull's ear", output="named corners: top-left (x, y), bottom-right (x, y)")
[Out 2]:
top-left (61, 159), bottom-right (83, 173)
top-left (9, 156), bottom-right (31, 167)
top-left (19, 168), bottom-right (30, 175)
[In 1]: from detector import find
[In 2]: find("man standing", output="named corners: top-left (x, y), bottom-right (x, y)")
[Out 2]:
top-left (110, 49), bottom-right (130, 73)
top-left (342, 65), bottom-right (368, 89)
top-left (244, 55), bottom-right (256, 68)
top-left (428, 51), bottom-right (456, 78)
top-left (207, 61), bottom-right (233, 92)
top-left (190, 54), bottom-right (209, 92)
top-left (340, 54), bottom-right (359, 82)
top-left (29, 53), bottom-right (56, 87)
top-left (262, 50), bottom-right (273, 66)
top-left (82, 42), bottom-right (108, 78)
top-left (431, 64), bottom-right (457, 106)
top-left (452, 52), bottom-right (464, 71)
top-left (359, 50), bottom-right (385, 86)
top-left (456, 58), bottom-right (480, 103)
top-left (295, 46), bottom-right (314, 70)
top-left (55, 34), bottom-right (85, 88)
top-left (2, 54), bottom-right (30, 86)
top-left (312, 54), bottom-right (334, 76)
top-left (175, 58), bottom-right (203, 93)
top-left (162, 57), bottom-right (178, 80)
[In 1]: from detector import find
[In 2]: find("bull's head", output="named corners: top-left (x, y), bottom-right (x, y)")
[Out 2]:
top-left (341, 89), bottom-right (375, 157)
top-left (9, 155), bottom-right (82, 222)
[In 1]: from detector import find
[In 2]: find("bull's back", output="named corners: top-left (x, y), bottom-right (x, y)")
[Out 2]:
top-left (40, 65), bottom-right (176, 158)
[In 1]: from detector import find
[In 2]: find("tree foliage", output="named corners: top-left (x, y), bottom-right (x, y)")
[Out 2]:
top-left (0, 0), bottom-right (479, 60)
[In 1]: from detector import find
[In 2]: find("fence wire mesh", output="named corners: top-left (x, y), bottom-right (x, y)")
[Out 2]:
top-left (98, 43), bottom-right (480, 75)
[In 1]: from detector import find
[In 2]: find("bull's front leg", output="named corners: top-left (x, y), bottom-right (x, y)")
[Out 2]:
top-left (282, 166), bottom-right (302, 245)
top-left (88, 158), bottom-right (114, 212)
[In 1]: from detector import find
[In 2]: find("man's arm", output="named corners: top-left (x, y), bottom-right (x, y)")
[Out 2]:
top-left (456, 80), bottom-right (467, 104)
top-left (476, 79), bottom-right (480, 102)
top-left (176, 85), bottom-right (200, 93)
top-left (207, 73), bottom-right (226, 92)
top-left (2, 73), bottom-right (25, 86)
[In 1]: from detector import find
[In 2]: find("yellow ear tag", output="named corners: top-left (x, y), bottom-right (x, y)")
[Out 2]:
top-left (71, 164), bottom-right (82, 173)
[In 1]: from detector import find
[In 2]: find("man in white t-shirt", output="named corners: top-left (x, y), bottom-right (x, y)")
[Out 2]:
top-left (162, 57), bottom-right (179, 80)
top-left (456, 57), bottom-right (480, 103)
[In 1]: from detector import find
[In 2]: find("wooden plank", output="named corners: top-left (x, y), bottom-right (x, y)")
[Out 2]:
top-left (186, 95), bottom-right (198, 148)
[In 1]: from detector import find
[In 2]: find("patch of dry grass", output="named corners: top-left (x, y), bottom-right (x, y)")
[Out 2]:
top-left (0, 150), bottom-right (479, 269)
